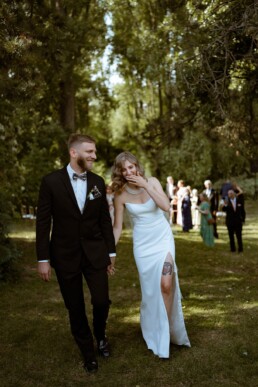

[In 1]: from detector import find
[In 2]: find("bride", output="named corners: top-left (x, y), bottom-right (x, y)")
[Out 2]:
top-left (111, 152), bottom-right (190, 358)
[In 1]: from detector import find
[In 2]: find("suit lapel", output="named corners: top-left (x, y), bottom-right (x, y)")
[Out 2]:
top-left (235, 198), bottom-right (239, 213)
top-left (59, 167), bottom-right (81, 213)
top-left (82, 171), bottom-right (96, 213)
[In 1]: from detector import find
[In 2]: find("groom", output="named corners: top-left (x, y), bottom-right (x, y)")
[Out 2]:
top-left (36, 133), bottom-right (116, 373)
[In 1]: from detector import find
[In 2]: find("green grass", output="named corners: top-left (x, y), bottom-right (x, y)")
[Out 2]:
top-left (1, 201), bottom-right (258, 386)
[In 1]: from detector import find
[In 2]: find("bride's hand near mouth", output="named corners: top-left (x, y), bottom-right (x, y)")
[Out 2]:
top-left (126, 172), bottom-right (148, 188)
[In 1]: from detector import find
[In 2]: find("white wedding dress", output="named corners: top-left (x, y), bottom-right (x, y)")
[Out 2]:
top-left (125, 197), bottom-right (191, 358)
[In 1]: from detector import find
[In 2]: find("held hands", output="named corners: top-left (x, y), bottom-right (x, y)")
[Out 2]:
top-left (37, 261), bottom-right (51, 282)
top-left (107, 256), bottom-right (116, 276)
top-left (126, 172), bottom-right (147, 188)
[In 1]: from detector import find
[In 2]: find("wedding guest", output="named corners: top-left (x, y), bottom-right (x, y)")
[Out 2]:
top-left (176, 180), bottom-right (185, 226)
top-left (186, 185), bottom-right (192, 195)
top-left (112, 152), bottom-right (190, 359)
top-left (203, 180), bottom-right (219, 238)
top-left (220, 179), bottom-right (233, 200)
top-left (232, 181), bottom-right (245, 221)
top-left (191, 189), bottom-right (201, 230)
top-left (222, 189), bottom-right (245, 253)
top-left (197, 193), bottom-right (214, 247)
top-left (171, 192), bottom-right (178, 225)
top-left (166, 176), bottom-right (176, 224)
top-left (166, 176), bottom-right (175, 201)
top-left (181, 188), bottom-right (193, 232)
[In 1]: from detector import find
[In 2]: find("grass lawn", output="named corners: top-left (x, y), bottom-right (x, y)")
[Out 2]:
top-left (0, 200), bottom-right (258, 387)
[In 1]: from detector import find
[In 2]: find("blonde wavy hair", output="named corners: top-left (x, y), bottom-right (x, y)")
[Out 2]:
top-left (111, 151), bottom-right (146, 193)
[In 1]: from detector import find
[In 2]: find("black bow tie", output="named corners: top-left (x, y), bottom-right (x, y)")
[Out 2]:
top-left (73, 172), bottom-right (87, 181)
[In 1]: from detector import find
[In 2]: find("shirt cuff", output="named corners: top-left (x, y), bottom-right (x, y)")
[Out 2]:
top-left (109, 253), bottom-right (116, 257)
top-left (38, 260), bottom-right (49, 263)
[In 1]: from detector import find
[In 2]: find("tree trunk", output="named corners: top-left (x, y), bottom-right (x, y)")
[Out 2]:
top-left (59, 75), bottom-right (75, 133)
top-left (158, 80), bottom-right (163, 118)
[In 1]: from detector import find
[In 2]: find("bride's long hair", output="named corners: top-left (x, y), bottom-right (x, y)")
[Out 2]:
top-left (111, 151), bottom-right (146, 193)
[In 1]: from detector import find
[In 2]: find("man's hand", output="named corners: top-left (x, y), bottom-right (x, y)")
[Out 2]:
top-left (107, 256), bottom-right (116, 276)
top-left (37, 262), bottom-right (51, 282)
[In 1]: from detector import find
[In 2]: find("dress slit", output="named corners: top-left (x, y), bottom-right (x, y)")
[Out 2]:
top-left (160, 251), bottom-right (175, 335)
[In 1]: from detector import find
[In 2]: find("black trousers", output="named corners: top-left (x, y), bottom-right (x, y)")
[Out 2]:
top-left (211, 213), bottom-right (219, 238)
top-left (227, 225), bottom-right (243, 252)
top-left (55, 253), bottom-right (110, 362)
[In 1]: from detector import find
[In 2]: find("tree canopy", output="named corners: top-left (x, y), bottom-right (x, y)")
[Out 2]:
top-left (0, 0), bottom-right (257, 275)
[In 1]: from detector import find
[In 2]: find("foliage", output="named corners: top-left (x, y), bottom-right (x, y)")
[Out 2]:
top-left (0, 0), bottom-right (258, 277)
top-left (0, 188), bottom-right (19, 280)
top-left (0, 127), bottom-right (20, 279)
top-left (1, 0), bottom-right (257, 190)
top-left (0, 0), bottom-right (115, 189)
top-left (108, 0), bottom-right (258, 177)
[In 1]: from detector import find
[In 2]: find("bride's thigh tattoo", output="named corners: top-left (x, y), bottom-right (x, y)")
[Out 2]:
top-left (162, 262), bottom-right (173, 276)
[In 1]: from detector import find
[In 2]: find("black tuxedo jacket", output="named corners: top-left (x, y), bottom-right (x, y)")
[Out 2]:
top-left (222, 197), bottom-right (245, 228)
top-left (36, 167), bottom-right (116, 272)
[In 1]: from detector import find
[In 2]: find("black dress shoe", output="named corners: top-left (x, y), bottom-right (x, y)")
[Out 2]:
top-left (98, 338), bottom-right (110, 358)
top-left (84, 360), bottom-right (98, 373)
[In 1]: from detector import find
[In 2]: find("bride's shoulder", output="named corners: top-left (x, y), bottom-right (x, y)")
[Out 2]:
top-left (148, 176), bottom-right (161, 186)
top-left (147, 176), bottom-right (156, 183)
top-left (114, 190), bottom-right (126, 203)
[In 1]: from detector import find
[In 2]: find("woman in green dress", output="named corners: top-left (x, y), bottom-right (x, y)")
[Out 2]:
top-left (197, 193), bottom-right (215, 247)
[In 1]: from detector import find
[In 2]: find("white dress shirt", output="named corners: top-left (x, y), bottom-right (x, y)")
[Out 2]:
top-left (231, 197), bottom-right (236, 210)
top-left (67, 164), bottom-right (87, 213)
top-left (206, 189), bottom-right (211, 198)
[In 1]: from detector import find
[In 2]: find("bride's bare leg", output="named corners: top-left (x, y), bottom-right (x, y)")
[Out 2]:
top-left (161, 254), bottom-right (174, 318)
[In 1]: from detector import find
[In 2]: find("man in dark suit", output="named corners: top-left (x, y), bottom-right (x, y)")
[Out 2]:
top-left (222, 189), bottom-right (245, 253)
top-left (203, 180), bottom-right (219, 238)
top-left (36, 134), bottom-right (116, 373)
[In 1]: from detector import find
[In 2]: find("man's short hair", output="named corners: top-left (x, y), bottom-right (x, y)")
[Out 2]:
top-left (68, 133), bottom-right (96, 150)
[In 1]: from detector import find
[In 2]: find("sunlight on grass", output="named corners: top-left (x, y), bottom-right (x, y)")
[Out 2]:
top-left (111, 305), bottom-right (140, 322)
top-left (9, 220), bottom-right (36, 240)
top-left (43, 315), bottom-right (61, 321)
top-left (217, 276), bottom-right (242, 283)
top-left (187, 293), bottom-right (220, 301)
top-left (187, 305), bottom-right (226, 319)
top-left (48, 297), bottom-right (63, 304)
top-left (240, 301), bottom-right (258, 309)
top-left (120, 228), bottom-right (133, 238)
top-left (9, 230), bottom-right (35, 240)
top-left (122, 314), bottom-right (140, 324)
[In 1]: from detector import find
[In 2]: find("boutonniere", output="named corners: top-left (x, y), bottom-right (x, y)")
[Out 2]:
top-left (88, 185), bottom-right (102, 200)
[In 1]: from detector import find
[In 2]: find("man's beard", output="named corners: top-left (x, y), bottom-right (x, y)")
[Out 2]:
top-left (77, 157), bottom-right (88, 171)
